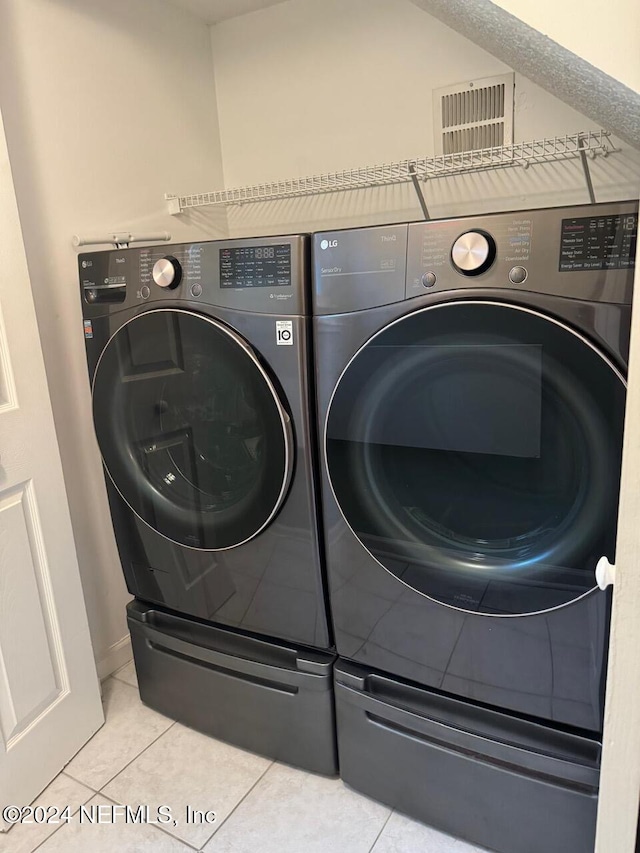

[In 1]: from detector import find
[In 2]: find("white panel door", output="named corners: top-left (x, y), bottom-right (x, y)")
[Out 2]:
top-left (0, 109), bottom-right (103, 820)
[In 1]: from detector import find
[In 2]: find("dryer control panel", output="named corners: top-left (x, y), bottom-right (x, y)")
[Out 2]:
top-left (313, 201), bottom-right (638, 314)
top-left (404, 203), bottom-right (637, 304)
top-left (559, 212), bottom-right (637, 272)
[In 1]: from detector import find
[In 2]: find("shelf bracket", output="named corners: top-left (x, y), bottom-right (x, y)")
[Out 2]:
top-left (408, 162), bottom-right (430, 221)
top-left (578, 135), bottom-right (597, 204)
top-left (165, 194), bottom-right (182, 216)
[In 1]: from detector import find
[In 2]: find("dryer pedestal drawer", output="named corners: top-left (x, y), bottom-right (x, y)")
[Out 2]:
top-left (334, 659), bottom-right (599, 853)
top-left (127, 601), bottom-right (338, 776)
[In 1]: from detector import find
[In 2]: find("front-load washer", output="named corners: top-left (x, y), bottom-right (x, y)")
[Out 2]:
top-left (312, 201), bottom-right (637, 849)
top-left (80, 235), bottom-right (336, 774)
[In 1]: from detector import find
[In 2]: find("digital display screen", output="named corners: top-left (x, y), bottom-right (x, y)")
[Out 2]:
top-left (220, 244), bottom-right (291, 288)
top-left (559, 213), bottom-right (637, 271)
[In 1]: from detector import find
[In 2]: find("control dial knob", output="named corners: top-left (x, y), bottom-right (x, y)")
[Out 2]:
top-left (152, 256), bottom-right (182, 288)
top-left (451, 230), bottom-right (496, 276)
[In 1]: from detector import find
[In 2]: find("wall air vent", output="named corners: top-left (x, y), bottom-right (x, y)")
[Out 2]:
top-left (434, 74), bottom-right (515, 155)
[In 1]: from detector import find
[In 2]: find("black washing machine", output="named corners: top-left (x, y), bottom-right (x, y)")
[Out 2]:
top-left (80, 235), bottom-right (336, 775)
top-left (312, 201), bottom-right (637, 849)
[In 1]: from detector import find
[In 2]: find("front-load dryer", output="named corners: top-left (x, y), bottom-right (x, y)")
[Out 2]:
top-left (80, 235), bottom-right (336, 774)
top-left (312, 201), bottom-right (637, 849)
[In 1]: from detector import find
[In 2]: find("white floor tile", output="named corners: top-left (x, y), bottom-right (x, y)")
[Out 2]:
top-left (64, 678), bottom-right (173, 790)
top-left (103, 723), bottom-right (271, 849)
top-left (112, 660), bottom-right (138, 689)
top-left (204, 762), bottom-right (390, 853)
top-left (34, 794), bottom-right (192, 853)
top-left (371, 811), bottom-right (487, 852)
top-left (0, 773), bottom-right (93, 853)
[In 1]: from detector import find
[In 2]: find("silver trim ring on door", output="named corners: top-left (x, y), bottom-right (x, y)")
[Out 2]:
top-left (92, 307), bottom-right (295, 552)
top-left (324, 299), bottom-right (627, 617)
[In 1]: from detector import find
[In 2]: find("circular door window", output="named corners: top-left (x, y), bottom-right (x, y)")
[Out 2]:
top-left (93, 309), bottom-right (293, 550)
top-left (326, 301), bottom-right (626, 615)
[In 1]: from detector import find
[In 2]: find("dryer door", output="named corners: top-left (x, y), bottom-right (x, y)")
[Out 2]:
top-left (326, 300), bottom-right (626, 615)
top-left (93, 308), bottom-right (294, 550)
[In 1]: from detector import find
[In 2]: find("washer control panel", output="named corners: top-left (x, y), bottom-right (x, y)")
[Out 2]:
top-left (152, 256), bottom-right (182, 288)
top-left (220, 244), bottom-right (292, 289)
top-left (79, 235), bottom-right (308, 317)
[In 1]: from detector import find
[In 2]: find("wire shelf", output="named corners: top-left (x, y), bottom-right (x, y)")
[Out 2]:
top-left (165, 130), bottom-right (615, 214)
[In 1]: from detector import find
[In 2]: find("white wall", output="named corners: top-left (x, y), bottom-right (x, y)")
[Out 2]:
top-left (490, 0), bottom-right (640, 94)
top-left (0, 0), bottom-right (226, 677)
top-left (211, 0), bottom-right (640, 237)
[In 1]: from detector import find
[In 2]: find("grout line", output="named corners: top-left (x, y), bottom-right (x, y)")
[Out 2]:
top-left (60, 769), bottom-right (100, 794)
top-left (31, 791), bottom-right (198, 853)
top-left (29, 785), bottom-right (97, 853)
top-left (59, 677), bottom-right (146, 777)
top-left (366, 809), bottom-right (394, 853)
top-left (31, 822), bottom-right (65, 853)
top-left (97, 720), bottom-right (177, 792)
top-left (111, 672), bottom-right (137, 688)
top-left (198, 759), bottom-right (275, 849)
top-left (150, 814), bottom-right (201, 851)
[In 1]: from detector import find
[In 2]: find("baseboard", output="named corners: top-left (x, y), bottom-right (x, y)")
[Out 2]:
top-left (96, 633), bottom-right (132, 681)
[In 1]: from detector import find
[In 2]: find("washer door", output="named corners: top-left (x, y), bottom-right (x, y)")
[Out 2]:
top-left (93, 309), bottom-right (293, 550)
top-left (326, 301), bottom-right (626, 615)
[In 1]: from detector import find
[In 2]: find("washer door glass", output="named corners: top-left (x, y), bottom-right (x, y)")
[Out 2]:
top-left (326, 301), bottom-right (626, 615)
top-left (93, 309), bottom-right (293, 550)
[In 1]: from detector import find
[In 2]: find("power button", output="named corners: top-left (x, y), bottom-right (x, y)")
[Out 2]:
top-left (421, 271), bottom-right (437, 288)
top-left (509, 266), bottom-right (528, 284)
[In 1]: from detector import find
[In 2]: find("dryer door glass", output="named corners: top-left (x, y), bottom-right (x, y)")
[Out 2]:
top-left (93, 309), bottom-right (293, 550)
top-left (326, 301), bottom-right (626, 615)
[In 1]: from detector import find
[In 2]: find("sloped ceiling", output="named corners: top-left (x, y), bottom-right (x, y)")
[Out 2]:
top-left (409, 0), bottom-right (640, 150)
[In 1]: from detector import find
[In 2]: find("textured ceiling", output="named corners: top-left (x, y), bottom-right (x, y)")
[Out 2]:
top-left (169, 0), bottom-right (287, 24)
top-left (409, 0), bottom-right (640, 150)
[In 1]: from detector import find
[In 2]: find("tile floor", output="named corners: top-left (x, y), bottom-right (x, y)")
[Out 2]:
top-left (3, 660), bottom-right (484, 853)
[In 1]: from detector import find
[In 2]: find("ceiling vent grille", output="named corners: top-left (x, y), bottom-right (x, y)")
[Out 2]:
top-left (434, 74), bottom-right (515, 155)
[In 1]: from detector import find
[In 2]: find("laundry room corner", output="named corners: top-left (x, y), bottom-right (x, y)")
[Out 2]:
top-left (0, 0), bottom-right (229, 677)
top-left (208, 0), bottom-right (640, 240)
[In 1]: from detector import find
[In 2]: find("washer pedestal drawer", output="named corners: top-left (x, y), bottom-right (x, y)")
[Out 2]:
top-left (127, 600), bottom-right (338, 776)
top-left (334, 659), bottom-right (600, 853)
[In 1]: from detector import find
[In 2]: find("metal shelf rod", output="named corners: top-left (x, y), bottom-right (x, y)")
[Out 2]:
top-left (165, 130), bottom-right (615, 214)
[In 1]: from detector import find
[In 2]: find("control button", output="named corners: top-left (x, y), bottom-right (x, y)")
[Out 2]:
top-left (421, 271), bottom-right (437, 288)
top-left (509, 266), bottom-right (528, 284)
top-left (451, 230), bottom-right (496, 276)
top-left (140, 285), bottom-right (150, 299)
top-left (152, 256), bottom-right (182, 289)
top-left (190, 283), bottom-right (203, 298)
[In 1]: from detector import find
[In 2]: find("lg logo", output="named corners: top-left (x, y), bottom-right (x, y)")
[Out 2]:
top-left (320, 239), bottom-right (338, 250)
